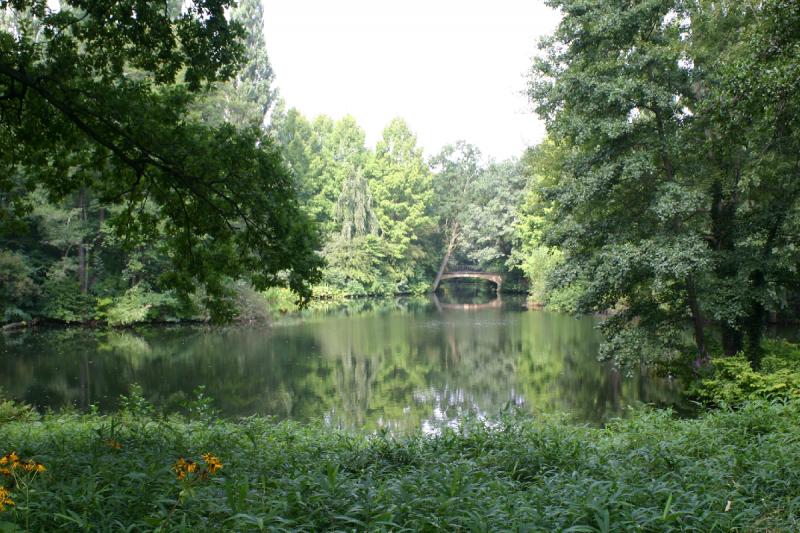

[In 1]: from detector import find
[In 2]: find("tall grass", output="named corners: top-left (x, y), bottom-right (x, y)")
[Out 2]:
top-left (0, 399), bottom-right (798, 531)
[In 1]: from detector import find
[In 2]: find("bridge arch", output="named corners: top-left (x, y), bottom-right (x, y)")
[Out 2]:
top-left (433, 269), bottom-right (503, 292)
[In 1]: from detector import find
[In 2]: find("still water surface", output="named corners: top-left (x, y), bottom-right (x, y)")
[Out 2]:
top-left (0, 296), bottom-right (682, 432)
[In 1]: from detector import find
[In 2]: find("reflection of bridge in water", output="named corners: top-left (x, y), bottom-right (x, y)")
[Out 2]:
top-left (431, 293), bottom-right (502, 312)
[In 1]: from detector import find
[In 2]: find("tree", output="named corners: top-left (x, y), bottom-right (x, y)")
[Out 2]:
top-left (529, 0), bottom-right (800, 368)
top-left (529, 0), bottom-right (720, 367)
top-left (195, 0), bottom-right (278, 129)
top-left (369, 118), bottom-right (434, 290)
top-left (511, 141), bottom-right (568, 305)
top-left (429, 142), bottom-right (483, 288)
top-left (458, 158), bottom-right (527, 268)
top-left (335, 168), bottom-right (379, 242)
top-left (0, 1), bottom-right (322, 317)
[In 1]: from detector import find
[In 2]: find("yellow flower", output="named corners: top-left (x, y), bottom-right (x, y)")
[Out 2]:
top-left (0, 487), bottom-right (14, 512)
top-left (173, 457), bottom-right (187, 478)
top-left (21, 460), bottom-right (46, 473)
top-left (0, 452), bottom-right (19, 468)
top-left (201, 453), bottom-right (223, 475)
top-left (173, 457), bottom-right (198, 479)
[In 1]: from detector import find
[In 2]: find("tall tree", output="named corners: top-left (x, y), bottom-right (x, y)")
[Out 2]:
top-left (369, 118), bottom-right (434, 289)
top-left (196, 0), bottom-right (278, 129)
top-left (459, 158), bottom-right (527, 268)
top-left (530, 0), bottom-right (717, 367)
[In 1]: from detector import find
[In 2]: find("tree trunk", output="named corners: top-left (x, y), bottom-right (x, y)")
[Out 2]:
top-left (78, 187), bottom-right (88, 293)
top-left (432, 223), bottom-right (459, 292)
top-left (710, 179), bottom-right (743, 355)
top-left (88, 207), bottom-right (104, 291)
top-left (686, 278), bottom-right (708, 365)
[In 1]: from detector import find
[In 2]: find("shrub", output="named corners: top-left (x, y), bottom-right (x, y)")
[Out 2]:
top-left (0, 251), bottom-right (38, 323)
top-left (105, 285), bottom-right (181, 326)
top-left (40, 278), bottom-right (94, 322)
top-left (689, 340), bottom-right (800, 405)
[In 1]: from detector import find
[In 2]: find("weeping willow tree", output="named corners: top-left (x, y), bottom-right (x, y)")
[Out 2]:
top-left (335, 169), bottom-right (380, 242)
top-left (321, 168), bottom-right (391, 295)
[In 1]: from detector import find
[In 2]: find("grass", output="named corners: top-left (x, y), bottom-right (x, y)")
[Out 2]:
top-left (0, 398), bottom-right (799, 531)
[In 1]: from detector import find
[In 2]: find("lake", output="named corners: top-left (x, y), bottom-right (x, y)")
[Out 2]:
top-left (0, 295), bottom-right (682, 432)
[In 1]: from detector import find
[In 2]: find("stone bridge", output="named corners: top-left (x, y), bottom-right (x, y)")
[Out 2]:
top-left (432, 265), bottom-right (503, 292)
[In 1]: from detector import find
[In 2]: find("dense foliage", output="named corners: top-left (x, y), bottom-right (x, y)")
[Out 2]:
top-left (0, 396), bottom-right (799, 530)
top-left (690, 339), bottom-right (800, 405)
top-left (1, 2), bottom-right (527, 324)
top-left (266, 110), bottom-right (529, 299)
top-left (0, 0), bottom-right (321, 322)
top-left (527, 0), bottom-right (800, 369)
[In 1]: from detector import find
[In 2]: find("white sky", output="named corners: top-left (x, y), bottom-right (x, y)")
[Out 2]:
top-left (262, 0), bottom-right (561, 160)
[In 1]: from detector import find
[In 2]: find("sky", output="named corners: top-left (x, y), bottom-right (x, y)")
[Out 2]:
top-left (262, 0), bottom-right (561, 160)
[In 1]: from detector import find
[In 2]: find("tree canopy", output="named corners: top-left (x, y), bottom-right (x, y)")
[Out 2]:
top-left (528, 0), bottom-right (800, 368)
top-left (1, 0), bottom-right (322, 318)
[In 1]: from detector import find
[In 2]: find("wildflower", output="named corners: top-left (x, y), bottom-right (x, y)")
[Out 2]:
top-left (173, 457), bottom-right (187, 480)
top-left (0, 487), bottom-right (14, 512)
top-left (0, 452), bottom-right (19, 468)
top-left (172, 457), bottom-right (198, 480)
top-left (201, 453), bottom-right (223, 475)
top-left (21, 460), bottom-right (46, 474)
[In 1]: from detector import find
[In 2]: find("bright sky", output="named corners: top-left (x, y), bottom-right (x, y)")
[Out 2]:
top-left (262, 0), bottom-right (561, 160)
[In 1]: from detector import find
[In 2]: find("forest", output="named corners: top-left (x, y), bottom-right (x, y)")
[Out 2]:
top-left (2, 0), bottom-right (800, 530)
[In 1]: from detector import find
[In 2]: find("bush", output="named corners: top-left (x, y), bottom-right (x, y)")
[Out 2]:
top-left (40, 278), bottom-right (94, 322)
top-left (689, 340), bottom-right (800, 405)
top-left (104, 285), bottom-right (181, 326)
top-left (0, 251), bottom-right (38, 323)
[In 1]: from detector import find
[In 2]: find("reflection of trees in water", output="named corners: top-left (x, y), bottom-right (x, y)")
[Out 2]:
top-left (0, 303), bottom-right (682, 431)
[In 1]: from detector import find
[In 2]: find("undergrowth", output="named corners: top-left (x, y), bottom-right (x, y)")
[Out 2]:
top-left (689, 339), bottom-right (800, 405)
top-left (0, 393), bottom-right (799, 531)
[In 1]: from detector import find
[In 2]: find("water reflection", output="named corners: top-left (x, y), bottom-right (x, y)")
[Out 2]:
top-left (0, 295), bottom-right (682, 432)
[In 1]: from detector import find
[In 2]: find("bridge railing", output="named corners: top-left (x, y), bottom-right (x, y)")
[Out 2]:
top-left (447, 264), bottom-right (491, 273)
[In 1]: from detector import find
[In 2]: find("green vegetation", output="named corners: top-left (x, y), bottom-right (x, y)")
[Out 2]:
top-left (525, 0), bottom-right (800, 370)
top-left (690, 340), bottom-right (800, 406)
top-left (0, 0), bottom-right (322, 323)
top-left (272, 112), bottom-right (528, 299)
top-left (0, 394), bottom-right (799, 530)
